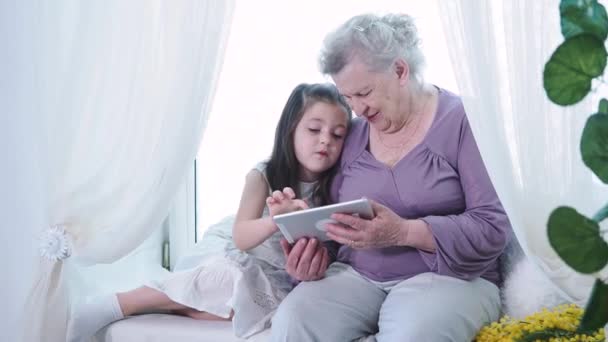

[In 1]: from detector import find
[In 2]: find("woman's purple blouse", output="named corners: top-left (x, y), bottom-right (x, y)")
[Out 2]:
top-left (331, 88), bottom-right (511, 285)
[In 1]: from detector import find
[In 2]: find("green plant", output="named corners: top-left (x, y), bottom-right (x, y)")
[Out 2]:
top-left (542, 0), bottom-right (608, 336)
top-left (475, 304), bottom-right (604, 341)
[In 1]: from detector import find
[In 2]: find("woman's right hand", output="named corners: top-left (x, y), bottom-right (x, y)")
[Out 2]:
top-left (280, 238), bottom-right (329, 282)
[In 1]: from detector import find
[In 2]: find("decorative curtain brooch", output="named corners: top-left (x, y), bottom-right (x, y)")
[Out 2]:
top-left (39, 225), bottom-right (72, 261)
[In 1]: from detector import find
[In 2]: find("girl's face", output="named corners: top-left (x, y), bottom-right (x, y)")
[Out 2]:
top-left (293, 101), bottom-right (349, 182)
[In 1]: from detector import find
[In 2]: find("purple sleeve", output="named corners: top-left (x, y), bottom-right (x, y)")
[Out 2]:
top-left (419, 115), bottom-right (511, 280)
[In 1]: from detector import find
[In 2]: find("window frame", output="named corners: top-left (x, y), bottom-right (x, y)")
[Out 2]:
top-left (166, 161), bottom-right (197, 270)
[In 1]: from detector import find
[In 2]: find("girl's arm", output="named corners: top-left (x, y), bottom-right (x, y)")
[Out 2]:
top-left (232, 169), bottom-right (277, 251)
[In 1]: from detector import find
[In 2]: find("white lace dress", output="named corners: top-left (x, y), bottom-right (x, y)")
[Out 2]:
top-left (148, 163), bottom-right (317, 338)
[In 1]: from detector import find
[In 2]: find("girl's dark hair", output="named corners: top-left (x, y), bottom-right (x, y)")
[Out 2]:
top-left (266, 83), bottom-right (351, 206)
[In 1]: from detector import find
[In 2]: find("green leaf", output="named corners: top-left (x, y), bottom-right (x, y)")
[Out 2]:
top-left (599, 98), bottom-right (608, 114)
top-left (578, 279), bottom-right (608, 332)
top-left (581, 113), bottom-right (608, 183)
top-left (547, 206), bottom-right (608, 273)
top-left (560, 0), bottom-right (608, 40)
top-left (543, 34), bottom-right (607, 105)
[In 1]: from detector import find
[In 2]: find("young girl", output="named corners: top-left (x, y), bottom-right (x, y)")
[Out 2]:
top-left (67, 83), bottom-right (351, 340)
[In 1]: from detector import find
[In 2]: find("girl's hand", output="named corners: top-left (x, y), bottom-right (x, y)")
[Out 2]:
top-left (325, 200), bottom-right (408, 249)
top-left (266, 187), bottom-right (309, 218)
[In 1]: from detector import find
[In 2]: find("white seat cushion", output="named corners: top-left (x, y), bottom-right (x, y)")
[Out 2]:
top-left (96, 314), bottom-right (270, 342)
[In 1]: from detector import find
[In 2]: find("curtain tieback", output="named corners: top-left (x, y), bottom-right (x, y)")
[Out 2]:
top-left (39, 225), bottom-right (72, 261)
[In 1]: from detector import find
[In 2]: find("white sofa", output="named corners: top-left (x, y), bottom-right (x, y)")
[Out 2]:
top-left (96, 223), bottom-right (541, 341)
top-left (97, 314), bottom-right (270, 342)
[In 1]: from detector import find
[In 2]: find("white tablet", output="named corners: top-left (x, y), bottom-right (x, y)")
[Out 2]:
top-left (273, 198), bottom-right (374, 244)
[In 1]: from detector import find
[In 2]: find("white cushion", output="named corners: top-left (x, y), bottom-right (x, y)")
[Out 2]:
top-left (96, 314), bottom-right (270, 342)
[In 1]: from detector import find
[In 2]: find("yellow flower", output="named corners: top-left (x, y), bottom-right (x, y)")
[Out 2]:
top-left (475, 304), bottom-right (605, 341)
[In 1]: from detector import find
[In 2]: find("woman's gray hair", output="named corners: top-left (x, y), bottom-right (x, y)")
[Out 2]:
top-left (319, 13), bottom-right (425, 82)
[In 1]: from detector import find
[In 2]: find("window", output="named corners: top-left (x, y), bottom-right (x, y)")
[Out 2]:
top-left (195, 1), bottom-right (459, 241)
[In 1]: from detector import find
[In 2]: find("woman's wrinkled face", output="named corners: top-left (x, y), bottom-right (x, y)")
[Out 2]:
top-left (332, 55), bottom-right (409, 133)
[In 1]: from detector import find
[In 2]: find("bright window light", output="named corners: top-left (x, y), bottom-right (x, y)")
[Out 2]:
top-left (196, 0), bottom-right (458, 240)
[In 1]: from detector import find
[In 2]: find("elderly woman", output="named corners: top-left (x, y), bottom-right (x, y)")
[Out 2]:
top-left (270, 13), bottom-right (511, 342)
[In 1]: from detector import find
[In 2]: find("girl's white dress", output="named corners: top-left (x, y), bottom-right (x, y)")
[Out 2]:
top-left (148, 162), bottom-right (317, 338)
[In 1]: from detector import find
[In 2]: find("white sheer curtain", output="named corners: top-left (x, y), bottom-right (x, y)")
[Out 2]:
top-left (10, 1), bottom-right (235, 341)
top-left (437, 0), bottom-right (605, 306)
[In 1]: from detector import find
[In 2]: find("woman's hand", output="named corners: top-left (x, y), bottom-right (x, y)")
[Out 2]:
top-left (280, 238), bottom-right (329, 282)
top-left (325, 200), bottom-right (408, 249)
top-left (267, 187), bottom-right (309, 218)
